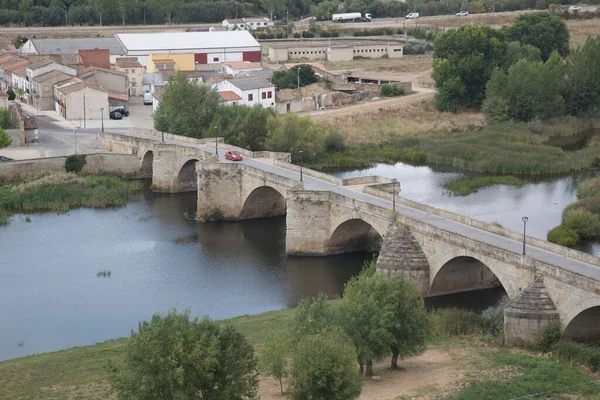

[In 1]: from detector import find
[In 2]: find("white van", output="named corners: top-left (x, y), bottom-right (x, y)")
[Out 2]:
top-left (143, 92), bottom-right (153, 105)
top-left (406, 12), bottom-right (420, 19)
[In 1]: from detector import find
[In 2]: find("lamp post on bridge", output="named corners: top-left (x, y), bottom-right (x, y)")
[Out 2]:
top-left (522, 216), bottom-right (529, 256)
top-left (298, 150), bottom-right (303, 182)
top-left (214, 125), bottom-right (219, 156)
top-left (100, 107), bottom-right (104, 132)
top-left (392, 178), bottom-right (397, 213)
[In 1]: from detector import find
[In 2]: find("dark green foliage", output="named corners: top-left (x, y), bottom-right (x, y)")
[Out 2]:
top-left (537, 321), bottom-right (561, 353)
top-left (107, 309), bottom-right (259, 400)
top-left (0, 108), bottom-right (15, 129)
top-left (212, 105), bottom-right (274, 151)
top-left (433, 25), bottom-right (507, 111)
top-left (202, 208), bottom-right (224, 222)
top-left (505, 41), bottom-right (542, 66)
top-left (565, 197), bottom-right (600, 217)
top-left (12, 35), bottom-right (28, 48)
top-left (483, 53), bottom-right (565, 122)
top-left (482, 298), bottom-right (507, 337)
top-left (0, 127), bottom-right (11, 149)
top-left (403, 44), bottom-right (430, 55)
top-left (324, 128), bottom-right (347, 153)
top-left (265, 113), bottom-right (325, 159)
top-left (562, 208), bottom-right (600, 239)
top-left (380, 83), bottom-right (405, 97)
top-left (504, 12), bottom-right (570, 61)
top-left (64, 154), bottom-right (87, 173)
top-left (553, 341), bottom-right (600, 372)
top-left (154, 71), bottom-right (220, 138)
top-left (289, 293), bottom-right (336, 343)
top-left (6, 88), bottom-right (15, 100)
top-left (407, 27), bottom-right (438, 41)
top-left (547, 225), bottom-right (580, 247)
top-left (272, 64), bottom-right (318, 90)
top-left (290, 332), bottom-right (362, 400)
top-left (259, 335), bottom-right (288, 395)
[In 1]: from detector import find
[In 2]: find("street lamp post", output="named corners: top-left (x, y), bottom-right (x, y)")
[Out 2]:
top-left (74, 129), bottom-right (77, 155)
top-left (522, 216), bottom-right (529, 256)
top-left (297, 67), bottom-right (300, 89)
top-left (100, 107), bottom-right (104, 132)
top-left (214, 125), bottom-right (219, 155)
top-left (392, 178), bottom-right (397, 213)
top-left (298, 150), bottom-right (303, 182)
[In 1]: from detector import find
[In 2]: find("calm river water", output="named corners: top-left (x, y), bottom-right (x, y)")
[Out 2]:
top-left (1, 162), bottom-right (597, 361)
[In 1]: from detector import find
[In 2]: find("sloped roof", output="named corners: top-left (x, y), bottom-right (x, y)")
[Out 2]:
top-left (55, 77), bottom-right (107, 94)
top-left (115, 57), bottom-right (142, 68)
top-left (218, 91), bottom-right (242, 102)
top-left (229, 76), bottom-right (273, 91)
top-left (115, 31), bottom-right (259, 53)
top-left (27, 59), bottom-right (55, 70)
top-left (79, 66), bottom-right (127, 79)
top-left (224, 61), bottom-right (262, 70)
top-left (30, 38), bottom-right (126, 55)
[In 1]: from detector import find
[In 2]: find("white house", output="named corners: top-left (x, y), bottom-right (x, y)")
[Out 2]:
top-left (215, 76), bottom-right (275, 108)
top-left (53, 77), bottom-right (109, 121)
top-left (222, 17), bottom-right (273, 31)
top-left (223, 61), bottom-right (264, 77)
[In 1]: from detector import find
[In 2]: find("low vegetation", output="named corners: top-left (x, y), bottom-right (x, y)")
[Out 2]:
top-left (444, 176), bottom-right (525, 196)
top-left (0, 173), bottom-right (143, 224)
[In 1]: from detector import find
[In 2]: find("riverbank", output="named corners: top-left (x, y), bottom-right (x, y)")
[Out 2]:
top-left (1, 305), bottom-right (598, 399)
top-left (309, 118), bottom-right (600, 176)
top-left (0, 173), bottom-right (144, 224)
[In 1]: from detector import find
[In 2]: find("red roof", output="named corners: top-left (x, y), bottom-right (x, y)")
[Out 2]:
top-left (218, 91), bottom-right (241, 102)
top-left (224, 61), bottom-right (261, 70)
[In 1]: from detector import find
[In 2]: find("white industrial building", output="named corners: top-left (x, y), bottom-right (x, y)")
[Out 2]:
top-left (222, 17), bottom-right (273, 30)
top-left (114, 31), bottom-right (262, 67)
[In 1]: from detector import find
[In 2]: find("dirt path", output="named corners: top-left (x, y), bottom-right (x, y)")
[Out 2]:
top-left (305, 87), bottom-right (435, 121)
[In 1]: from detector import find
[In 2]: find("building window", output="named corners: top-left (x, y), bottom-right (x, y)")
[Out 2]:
top-left (213, 57), bottom-right (219, 62)
top-left (262, 92), bottom-right (266, 99)
top-left (248, 93), bottom-right (253, 101)
top-left (268, 91), bottom-right (272, 99)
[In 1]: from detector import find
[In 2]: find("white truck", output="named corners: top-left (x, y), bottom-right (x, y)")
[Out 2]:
top-left (405, 12), bottom-right (420, 19)
top-left (143, 91), bottom-right (153, 105)
top-left (332, 12), bottom-right (372, 22)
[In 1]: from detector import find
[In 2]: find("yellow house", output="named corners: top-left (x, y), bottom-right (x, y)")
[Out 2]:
top-left (146, 53), bottom-right (195, 73)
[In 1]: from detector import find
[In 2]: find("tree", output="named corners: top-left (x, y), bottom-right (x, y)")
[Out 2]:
top-left (117, 0), bottom-right (138, 25)
top-left (0, 127), bottom-right (12, 149)
top-left (504, 12), bottom-right (569, 61)
top-left (483, 52), bottom-right (565, 122)
top-left (107, 309), bottom-right (259, 400)
top-left (87, 0), bottom-right (109, 26)
top-left (261, 0), bottom-right (286, 20)
top-left (211, 104), bottom-right (274, 151)
top-left (433, 24), bottom-right (507, 111)
top-left (290, 331), bottom-right (362, 400)
top-left (265, 113), bottom-right (325, 159)
top-left (272, 64), bottom-right (318, 90)
top-left (149, 0), bottom-right (183, 24)
top-left (289, 293), bottom-right (337, 343)
top-left (259, 335), bottom-right (288, 395)
top-left (564, 37), bottom-right (600, 115)
top-left (505, 41), bottom-right (542, 66)
top-left (154, 71), bottom-right (220, 138)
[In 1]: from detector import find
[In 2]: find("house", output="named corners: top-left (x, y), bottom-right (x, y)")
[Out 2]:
top-left (223, 61), bottom-right (263, 76)
top-left (222, 17), bottom-right (273, 31)
top-left (19, 38), bottom-right (126, 64)
top-left (78, 67), bottom-right (129, 104)
top-left (115, 57), bottom-right (144, 97)
top-left (215, 76), bottom-right (275, 108)
top-left (78, 49), bottom-right (110, 69)
top-left (53, 77), bottom-right (109, 121)
top-left (11, 66), bottom-right (29, 101)
top-left (218, 90), bottom-right (242, 105)
top-left (60, 53), bottom-right (85, 73)
top-left (0, 53), bottom-right (29, 90)
top-left (27, 60), bottom-right (77, 110)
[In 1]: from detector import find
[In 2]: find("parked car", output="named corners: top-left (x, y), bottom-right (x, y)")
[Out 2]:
top-left (568, 5), bottom-right (582, 11)
top-left (143, 92), bottom-right (153, 105)
top-left (110, 111), bottom-right (123, 120)
top-left (456, 11), bottom-right (469, 16)
top-left (0, 156), bottom-right (14, 161)
top-left (405, 12), bottom-right (420, 19)
top-left (110, 106), bottom-right (129, 117)
top-left (225, 149), bottom-right (243, 161)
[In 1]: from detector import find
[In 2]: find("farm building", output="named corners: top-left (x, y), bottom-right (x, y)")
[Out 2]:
top-left (114, 32), bottom-right (261, 67)
top-left (19, 38), bottom-right (126, 64)
top-left (268, 42), bottom-right (404, 62)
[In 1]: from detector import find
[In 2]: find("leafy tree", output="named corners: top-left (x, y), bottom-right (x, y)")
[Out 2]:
top-left (259, 335), bottom-right (288, 395)
top-left (107, 309), bottom-right (259, 400)
top-left (0, 108), bottom-right (14, 129)
top-left (117, 0), bottom-right (138, 25)
top-left (265, 113), bottom-right (325, 159)
top-left (505, 41), bottom-right (542, 66)
top-left (290, 331), bottom-right (362, 400)
top-left (433, 24), bottom-right (507, 111)
top-left (87, 0), bottom-right (109, 26)
top-left (6, 88), bottom-right (15, 100)
top-left (211, 104), bottom-right (274, 151)
top-left (289, 293), bottom-right (337, 343)
top-left (261, 0), bottom-right (286, 20)
top-left (324, 127), bottom-right (346, 153)
top-left (154, 71), bottom-right (220, 138)
top-left (504, 12), bottom-right (569, 61)
top-left (562, 209), bottom-right (600, 239)
top-left (149, 0), bottom-right (183, 24)
top-left (272, 64), bottom-right (318, 90)
top-left (564, 37), bottom-right (600, 116)
top-left (483, 52), bottom-right (565, 122)
top-left (0, 127), bottom-right (12, 149)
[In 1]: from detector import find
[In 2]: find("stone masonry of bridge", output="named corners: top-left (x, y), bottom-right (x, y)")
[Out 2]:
top-left (101, 130), bottom-right (600, 346)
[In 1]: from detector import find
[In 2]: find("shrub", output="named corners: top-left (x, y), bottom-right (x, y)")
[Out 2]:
top-left (564, 197), bottom-right (600, 218)
top-left (202, 207), bottom-right (223, 222)
top-left (577, 178), bottom-right (600, 200)
top-left (0, 108), bottom-right (15, 129)
top-left (403, 44), bottom-right (427, 55)
top-left (293, 32), bottom-right (301, 38)
top-left (6, 88), bottom-right (15, 100)
top-left (380, 83), bottom-right (405, 97)
top-left (482, 298), bottom-right (508, 337)
top-left (428, 308), bottom-right (484, 338)
top-left (553, 341), bottom-right (600, 372)
top-left (547, 225), bottom-right (580, 246)
top-left (301, 31), bottom-right (314, 38)
top-left (64, 154), bottom-right (87, 173)
top-left (0, 127), bottom-right (12, 148)
top-left (562, 208), bottom-right (600, 239)
top-left (325, 128), bottom-right (346, 153)
top-left (537, 320), bottom-right (561, 353)
top-left (403, 151), bottom-right (427, 163)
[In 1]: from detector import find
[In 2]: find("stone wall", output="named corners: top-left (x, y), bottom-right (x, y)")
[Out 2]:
top-left (0, 153), bottom-right (144, 182)
top-left (273, 159), bottom-right (343, 185)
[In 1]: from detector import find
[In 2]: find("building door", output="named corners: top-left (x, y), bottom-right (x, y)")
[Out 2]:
top-left (286, 103), bottom-right (291, 112)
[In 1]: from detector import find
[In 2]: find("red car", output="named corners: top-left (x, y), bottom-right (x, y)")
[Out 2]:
top-left (225, 149), bottom-right (243, 161)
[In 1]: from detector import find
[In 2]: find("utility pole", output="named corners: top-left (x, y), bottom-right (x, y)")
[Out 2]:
top-left (297, 67), bottom-right (300, 89)
top-left (83, 93), bottom-right (86, 129)
top-left (286, 7), bottom-right (289, 38)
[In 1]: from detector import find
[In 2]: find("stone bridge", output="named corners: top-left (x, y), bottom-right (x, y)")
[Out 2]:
top-left (102, 129), bottom-right (600, 346)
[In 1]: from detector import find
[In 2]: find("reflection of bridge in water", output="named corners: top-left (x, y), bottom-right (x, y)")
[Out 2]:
top-left (100, 129), bottom-right (600, 345)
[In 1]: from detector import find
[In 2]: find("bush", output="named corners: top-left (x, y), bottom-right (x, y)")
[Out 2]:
top-left (293, 32), bottom-right (301, 38)
top-left (6, 88), bottom-right (15, 100)
top-left (553, 341), bottom-right (600, 372)
top-left (547, 225), bottom-right (580, 246)
top-left (428, 308), bottom-right (484, 338)
top-left (537, 320), bottom-right (561, 353)
top-left (577, 177), bottom-right (600, 200)
top-left (562, 208), bottom-right (600, 239)
top-left (202, 207), bottom-right (223, 222)
top-left (324, 128), bottom-right (346, 153)
top-left (64, 154), bottom-right (87, 173)
top-left (0, 127), bottom-right (12, 148)
top-left (482, 298), bottom-right (508, 337)
top-left (381, 83), bottom-right (405, 97)
top-left (301, 31), bottom-right (314, 38)
top-left (403, 151), bottom-right (427, 163)
top-left (564, 197), bottom-right (600, 218)
top-left (0, 108), bottom-right (15, 129)
top-left (403, 44), bottom-right (427, 55)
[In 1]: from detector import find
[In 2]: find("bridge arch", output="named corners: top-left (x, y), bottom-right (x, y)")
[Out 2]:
top-left (176, 158), bottom-right (200, 192)
top-left (429, 250), bottom-right (513, 298)
top-left (240, 185), bottom-right (286, 219)
top-left (327, 218), bottom-right (383, 255)
top-left (562, 297), bottom-right (600, 342)
top-left (141, 150), bottom-right (153, 177)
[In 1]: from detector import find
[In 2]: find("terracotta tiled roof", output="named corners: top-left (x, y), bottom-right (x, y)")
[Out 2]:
top-left (218, 91), bottom-right (242, 102)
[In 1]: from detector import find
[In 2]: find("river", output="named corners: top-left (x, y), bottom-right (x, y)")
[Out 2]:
top-left (0, 162), bottom-right (597, 361)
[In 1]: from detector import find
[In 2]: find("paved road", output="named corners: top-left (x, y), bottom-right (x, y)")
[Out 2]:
top-left (121, 130), bottom-right (600, 285)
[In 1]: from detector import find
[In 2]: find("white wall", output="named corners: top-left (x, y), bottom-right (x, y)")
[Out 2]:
top-left (216, 80), bottom-right (275, 108)
top-left (65, 87), bottom-right (109, 121)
